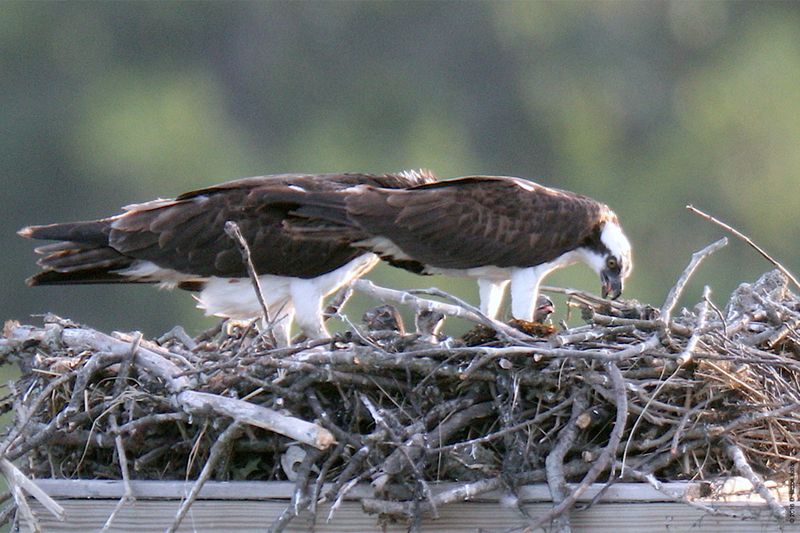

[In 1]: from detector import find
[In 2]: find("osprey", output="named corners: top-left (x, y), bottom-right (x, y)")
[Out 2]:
top-left (18, 171), bottom-right (436, 345)
top-left (281, 175), bottom-right (632, 321)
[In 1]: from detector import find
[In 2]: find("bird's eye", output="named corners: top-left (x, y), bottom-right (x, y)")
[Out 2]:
top-left (606, 257), bottom-right (618, 270)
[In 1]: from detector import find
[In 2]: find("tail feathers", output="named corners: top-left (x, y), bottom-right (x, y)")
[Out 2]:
top-left (24, 236), bottom-right (133, 287)
top-left (36, 246), bottom-right (129, 273)
top-left (26, 269), bottom-right (142, 287)
top-left (18, 219), bottom-right (113, 246)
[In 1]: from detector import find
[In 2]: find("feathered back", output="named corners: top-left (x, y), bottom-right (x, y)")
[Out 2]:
top-left (19, 171), bottom-right (437, 285)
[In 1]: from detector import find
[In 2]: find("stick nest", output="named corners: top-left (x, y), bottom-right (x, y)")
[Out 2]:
top-left (2, 265), bottom-right (800, 530)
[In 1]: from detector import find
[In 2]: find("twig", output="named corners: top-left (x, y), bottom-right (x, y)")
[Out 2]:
top-left (544, 390), bottom-right (589, 533)
top-left (224, 221), bottom-right (276, 344)
top-left (661, 238), bottom-right (728, 324)
top-left (268, 447), bottom-right (322, 533)
top-left (360, 395), bottom-right (438, 516)
top-left (678, 286), bottom-right (711, 365)
top-left (0, 502), bottom-right (16, 529)
top-left (177, 390), bottom-right (335, 450)
top-left (353, 279), bottom-right (529, 342)
top-left (325, 446), bottom-right (373, 521)
top-left (407, 287), bottom-right (528, 343)
top-left (10, 483), bottom-right (37, 533)
top-left (526, 362), bottom-right (628, 531)
top-left (618, 463), bottom-right (751, 519)
top-left (100, 333), bottom-right (141, 532)
top-left (166, 421), bottom-right (243, 533)
top-left (0, 370), bottom-right (76, 458)
top-left (0, 458), bottom-right (65, 522)
top-left (361, 476), bottom-right (504, 518)
top-left (5, 324), bottom-right (334, 449)
top-left (687, 205), bottom-right (800, 291)
top-left (622, 364), bottom-right (681, 472)
top-left (723, 438), bottom-right (786, 521)
top-left (428, 399), bottom-right (573, 453)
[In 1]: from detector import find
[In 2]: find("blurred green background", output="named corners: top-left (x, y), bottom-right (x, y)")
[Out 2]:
top-left (3, 1), bottom-right (800, 344)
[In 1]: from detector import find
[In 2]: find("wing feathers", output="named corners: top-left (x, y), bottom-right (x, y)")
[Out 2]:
top-left (20, 172), bottom-right (434, 286)
top-left (343, 177), bottom-right (609, 270)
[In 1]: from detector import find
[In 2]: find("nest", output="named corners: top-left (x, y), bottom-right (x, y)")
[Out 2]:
top-left (1, 238), bottom-right (800, 532)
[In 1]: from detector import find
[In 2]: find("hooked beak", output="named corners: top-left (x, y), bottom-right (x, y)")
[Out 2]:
top-left (600, 269), bottom-right (623, 300)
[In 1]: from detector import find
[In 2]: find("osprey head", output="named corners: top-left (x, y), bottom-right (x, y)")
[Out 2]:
top-left (582, 219), bottom-right (632, 300)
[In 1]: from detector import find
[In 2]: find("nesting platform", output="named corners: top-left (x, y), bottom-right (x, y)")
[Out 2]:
top-left (1, 242), bottom-right (799, 532)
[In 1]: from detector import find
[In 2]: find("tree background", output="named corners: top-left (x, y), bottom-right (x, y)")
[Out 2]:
top-left (3, 1), bottom-right (799, 344)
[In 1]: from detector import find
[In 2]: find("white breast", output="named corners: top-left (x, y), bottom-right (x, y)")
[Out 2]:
top-left (194, 253), bottom-right (380, 322)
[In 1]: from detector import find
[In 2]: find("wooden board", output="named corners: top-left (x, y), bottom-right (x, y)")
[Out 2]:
top-left (17, 480), bottom-right (789, 533)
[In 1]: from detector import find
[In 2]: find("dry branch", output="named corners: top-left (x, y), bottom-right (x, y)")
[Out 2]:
top-left (2, 240), bottom-right (799, 531)
top-left (687, 204), bottom-right (800, 291)
top-left (660, 237), bottom-right (727, 324)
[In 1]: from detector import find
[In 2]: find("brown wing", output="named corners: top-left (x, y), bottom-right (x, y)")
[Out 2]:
top-left (22, 172), bottom-right (437, 284)
top-left (172, 170), bottom-right (436, 201)
top-left (346, 176), bottom-right (611, 269)
top-left (111, 172), bottom-right (435, 279)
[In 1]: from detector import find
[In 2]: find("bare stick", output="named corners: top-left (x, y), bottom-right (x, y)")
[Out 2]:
top-left (361, 476), bottom-right (503, 517)
top-left (688, 204), bottom-right (800, 291)
top-left (177, 390), bottom-right (335, 450)
top-left (0, 503), bottom-right (15, 530)
top-left (618, 463), bottom-right (751, 519)
top-left (352, 279), bottom-right (529, 342)
top-left (661, 237), bottom-right (728, 324)
top-left (428, 399), bottom-right (572, 453)
top-left (360, 395), bottom-right (438, 516)
top-left (622, 364), bottom-right (681, 471)
top-left (5, 324), bottom-right (334, 449)
top-left (167, 421), bottom-right (243, 533)
top-left (101, 423), bottom-right (137, 530)
top-left (678, 286), bottom-right (711, 365)
top-left (268, 447), bottom-right (322, 533)
top-left (100, 333), bottom-right (141, 532)
top-left (0, 458), bottom-right (65, 522)
top-left (0, 370), bottom-right (76, 458)
top-left (224, 221), bottom-right (276, 343)
top-left (527, 362), bottom-right (628, 531)
top-left (10, 484), bottom-right (37, 533)
top-left (544, 391), bottom-right (589, 533)
top-left (724, 439), bottom-right (786, 521)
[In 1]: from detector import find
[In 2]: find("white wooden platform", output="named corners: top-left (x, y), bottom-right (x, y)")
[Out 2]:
top-left (19, 479), bottom-right (790, 532)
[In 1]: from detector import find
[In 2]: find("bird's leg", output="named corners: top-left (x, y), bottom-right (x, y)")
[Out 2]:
top-left (264, 303), bottom-right (294, 347)
top-left (290, 279), bottom-right (329, 340)
top-left (509, 266), bottom-right (545, 321)
top-left (477, 278), bottom-right (510, 319)
top-left (508, 268), bottom-right (556, 337)
top-left (461, 279), bottom-right (508, 346)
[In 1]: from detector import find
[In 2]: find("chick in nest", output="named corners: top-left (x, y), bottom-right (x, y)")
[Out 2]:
top-left (462, 295), bottom-right (556, 346)
top-left (362, 305), bottom-right (450, 349)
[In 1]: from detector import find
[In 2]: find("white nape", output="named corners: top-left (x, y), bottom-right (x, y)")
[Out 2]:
top-left (509, 247), bottom-right (604, 321)
top-left (600, 220), bottom-right (633, 274)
